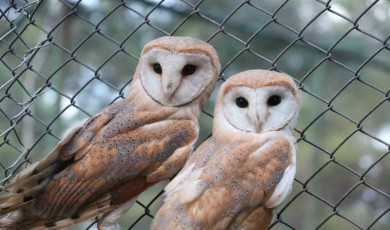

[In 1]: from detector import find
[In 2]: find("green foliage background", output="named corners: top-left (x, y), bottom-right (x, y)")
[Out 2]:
top-left (0, 0), bottom-right (389, 229)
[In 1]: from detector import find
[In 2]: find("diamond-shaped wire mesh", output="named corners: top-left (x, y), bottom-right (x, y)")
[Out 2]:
top-left (0, 0), bottom-right (389, 229)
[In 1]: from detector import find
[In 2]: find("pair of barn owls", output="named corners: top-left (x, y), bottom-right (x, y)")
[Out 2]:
top-left (0, 36), bottom-right (299, 230)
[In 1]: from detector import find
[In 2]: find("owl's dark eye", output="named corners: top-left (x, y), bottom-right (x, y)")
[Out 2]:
top-left (267, 95), bottom-right (281, 106)
top-left (153, 63), bottom-right (162, 74)
top-left (182, 64), bottom-right (197, 76)
top-left (236, 97), bottom-right (248, 108)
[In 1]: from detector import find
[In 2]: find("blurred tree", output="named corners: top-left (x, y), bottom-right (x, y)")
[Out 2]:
top-left (0, 0), bottom-right (388, 229)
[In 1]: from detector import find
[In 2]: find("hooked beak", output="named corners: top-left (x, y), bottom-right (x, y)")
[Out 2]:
top-left (161, 74), bottom-right (181, 99)
top-left (250, 105), bottom-right (266, 134)
top-left (254, 118), bottom-right (262, 133)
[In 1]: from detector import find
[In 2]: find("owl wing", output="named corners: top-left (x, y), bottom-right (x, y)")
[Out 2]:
top-left (0, 100), bottom-right (196, 217)
top-left (0, 100), bottom-right (126, 214)
top-left (163, 136), bottom-right (218, 202)
top-left (153, 133), bottom-right (296, 229)
top-left (227, 205), bottom-right (273, 230)
top-left (22, 119), bottom-right (197, 229)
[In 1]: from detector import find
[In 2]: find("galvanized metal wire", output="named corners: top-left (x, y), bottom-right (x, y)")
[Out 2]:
top-left (1, 0), bottom-right (389, 229)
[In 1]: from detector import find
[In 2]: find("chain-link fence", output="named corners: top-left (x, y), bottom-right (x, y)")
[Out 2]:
top-left (0, 0), bottom-right (389, 229)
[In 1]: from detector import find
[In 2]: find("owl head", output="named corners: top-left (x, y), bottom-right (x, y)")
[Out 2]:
top-left (132, 36), bottom-right (220, 107)
top-left (214, 69), bottom-right (299, 135)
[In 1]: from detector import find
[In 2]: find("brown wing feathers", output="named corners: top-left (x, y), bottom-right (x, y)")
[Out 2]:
top-left (152, 136), bottom-right (292, 229)
top-left (39, 120), bottom-right (195, 214)
top-left (31, 120), bottom-right (196, 229)
top-left (0, 101), bottom-right (197, 229)
top-left (0, 102), bottom-right (122, 216)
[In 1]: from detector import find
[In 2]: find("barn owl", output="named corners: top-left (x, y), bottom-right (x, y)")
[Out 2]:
top-left (0, 36), bottom-right (220, 230)
top-left (152, 69), bottom-right (299, 230)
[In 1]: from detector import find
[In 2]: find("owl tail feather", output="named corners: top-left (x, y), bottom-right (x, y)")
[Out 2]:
top-left (33, 195), bottom-right (114, 230)
top-left (0, 124), bottom-right (84, 214)
top-left (0, 209), bottom-right (44, 230)
top-left (0, 194), bottom-right (113, 230)
top-left (0, 161), bottom-right (67, 216)
top-left (228, 206), bottom-right (273, 230)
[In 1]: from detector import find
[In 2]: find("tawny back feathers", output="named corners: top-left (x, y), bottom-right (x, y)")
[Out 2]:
top-left (152, 69), bottom-right (299, 230)
top-left (0, 36), bottom-right (220, 230)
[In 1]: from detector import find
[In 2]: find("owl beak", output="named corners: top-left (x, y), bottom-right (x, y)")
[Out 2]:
top-left (254, 114), bottom-right (264, 133)
top-left (249, 105), bottom-right (265, 133)
top-left (255, 107), bottom-right (267, 133)
top-left (255, 122), bottom-right (262, 133)
top-left (162, 74), bottom-right (181, 99)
